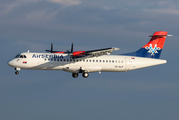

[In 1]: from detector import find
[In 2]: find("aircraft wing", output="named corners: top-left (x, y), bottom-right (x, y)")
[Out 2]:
top-left (45, 43), bottom-right (119, 59)
top-left (70, 47), bottom-right (120, 59)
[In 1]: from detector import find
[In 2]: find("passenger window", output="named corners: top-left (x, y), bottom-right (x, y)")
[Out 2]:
top-left (103, 60), bottom-right (105, 62)
top-left (99, 60), bottom-right (101, 62)
top-left (106, 60), bottom-right (108, 63)
top-left (112, 60), bottom-right (114, 63)
top-left (89, 60), bottom-right (91, 62)
top-left (109, 60), bottom-right (111, 63)
top-left (93, 60), bottom-right (95, 62)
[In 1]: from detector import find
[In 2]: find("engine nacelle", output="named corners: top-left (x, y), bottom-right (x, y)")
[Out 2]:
top-left (73, 51), bottom-right (85, 56)
top-left (54, 51), bottom-right (65, 54)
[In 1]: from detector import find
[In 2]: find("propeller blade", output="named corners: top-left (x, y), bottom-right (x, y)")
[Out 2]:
top-left (45, 43), bottom-right (54, 53)
top-left (51, 43), bottom-right (53, 53)
top-left (67, 50), bottom-right (70, 53)
top-left (45, 50), bottom-right (51, 52)
top-left (71, 43), bottom-right (73, 53)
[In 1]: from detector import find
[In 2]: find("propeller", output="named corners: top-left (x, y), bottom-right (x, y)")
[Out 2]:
top-left (71, 43), bottom-right (73, 53)
top-left (45, 43), bottom-right (73, 54)
top-left (45, 43), bottom-right (54, 53)
top-left (51, 43), bottom-right (53, 53)
top-left (66, 43), bottom-right (74, 59)
top-left (67, 43), bottom-right (73, 53)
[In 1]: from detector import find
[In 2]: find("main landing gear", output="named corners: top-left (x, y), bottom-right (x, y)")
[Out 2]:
top-left (72, 73), bottom-right (78, 78)
top-left (72, 72), bottom-right (89, 78)
top-left (15, 71), bottom-right (19, 75)
top-left (82, 72), bottom-right (89, 78)
top-left (15, 68), bottom-right (20, 75)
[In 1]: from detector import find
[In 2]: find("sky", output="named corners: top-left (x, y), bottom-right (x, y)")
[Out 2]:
top-left (1, 0), bottom-right (179, 120)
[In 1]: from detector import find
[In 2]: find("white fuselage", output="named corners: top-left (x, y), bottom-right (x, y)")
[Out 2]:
top-left (8, 52), bottom-right (167, 73)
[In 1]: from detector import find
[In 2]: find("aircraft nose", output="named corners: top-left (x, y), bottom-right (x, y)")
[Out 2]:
top-left (7, 60), bottom-right (14, 67)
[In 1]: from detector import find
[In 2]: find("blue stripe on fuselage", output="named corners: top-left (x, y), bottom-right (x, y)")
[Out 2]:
top-left (122, 48), bottom-right (162, 59)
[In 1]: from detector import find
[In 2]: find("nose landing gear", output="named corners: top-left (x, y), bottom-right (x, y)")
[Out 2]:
top-left (15, 68), bottom-right (20, 75)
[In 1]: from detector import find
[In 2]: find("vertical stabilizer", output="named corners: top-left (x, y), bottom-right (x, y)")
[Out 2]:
top-left (123, 31), bottom-right (168, 59)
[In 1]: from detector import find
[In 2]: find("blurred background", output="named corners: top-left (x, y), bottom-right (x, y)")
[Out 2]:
top-left (1, 0), bottom-right (179, 120)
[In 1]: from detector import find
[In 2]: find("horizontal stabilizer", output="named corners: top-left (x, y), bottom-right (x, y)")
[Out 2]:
top-left (148, 34), bottom-right (173, 37)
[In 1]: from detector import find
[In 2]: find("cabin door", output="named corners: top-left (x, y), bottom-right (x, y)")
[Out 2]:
top-left (125, 57), bottom-right (131, 71)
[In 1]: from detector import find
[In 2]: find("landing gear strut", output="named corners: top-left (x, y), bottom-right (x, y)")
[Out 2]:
top-left (15, 68), bottom-right (20, 75)
top-left (72, 73), bottom-right (79, 78)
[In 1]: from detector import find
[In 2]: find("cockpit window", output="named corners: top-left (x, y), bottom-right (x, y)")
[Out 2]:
top-left (15, 54), bottom-right (27, 58)
top-left (15, 55), bottom-right (20, 58)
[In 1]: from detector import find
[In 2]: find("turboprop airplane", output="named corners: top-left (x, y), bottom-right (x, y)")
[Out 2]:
top-left (7, 31), bottom-right (171, 78)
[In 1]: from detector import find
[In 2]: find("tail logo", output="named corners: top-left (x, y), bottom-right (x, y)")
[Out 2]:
top-left (145, 44), bottom-right (161, 56)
